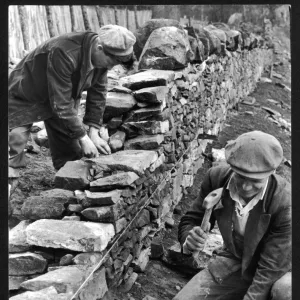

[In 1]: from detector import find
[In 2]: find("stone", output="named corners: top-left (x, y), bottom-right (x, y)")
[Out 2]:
top-left (54, 160), bottom-right (92, 191)
top-left (124, 135), bottom-right (164, 150)
top-left (9, 286), bottom-right (72, 300)
top-left (9, 275), bottom-right (31, 290)
top-left (108, 85), bottom-right (132, 94)
top-left (33, 128), bottom-right (49, 148)
top-left (124, 106), bottom-right (167, 122)
top-left (21, 189), bottom-right (77, 220)
top-left (87, 150), bottom-right (158, 176)
top-left (108, 131), bottom-right (126, 152)
top-left (121, 120), bottom-right (169, 138)
top-left (26, 219), bottom-right (115, 252)
top-left (115, 217), bottom-right (128, 233)
top-left (120, 69), bottom-right (175, 90)
top-left (9, 252), bottom-right (47, 276)
top-left (103, 92), bottom-right (137, 122)
top-left (107, 116), bottom-right (123, 130)
top-left (90, 172), bottom-right (139, 192)
top-left (132, 247), bottom-right (151, 272)
top-left (67, 204), bottom-right (83, 213)
top-left (137, 225), bottom-right (152, 242)
top-left (150, 153), bottom-right (165, 172)
top-left (142, 296), bottom-right (158, 300)
top-left (73, 252), bottom-right (103, 266)
top-left (261, 106), bottom-right (281, 117)
top-left (62, 216), bottom-right (80, 221)
top-left (134, 209), bottom-right (150, 228)
top-left (133, 18), bottom-right (184, 59)
top-left (81, 202), bottom-right (125, 222)
top-left (9, 220), bottom-right (32, 253)
top-left (139, 26), bottom-right (192, 70)
top-left (150, 241), bottom-right (164, 259)
top-left (9, 167), bottom-right (20, 178)
top-left (119, 272), bottom-right (138, 292)
top-left (82, 190), bottom-right (123, 207)
top-left (133, 86), bottom-right (168, 104)
top-left (59, 254), bottom-right (74, 266)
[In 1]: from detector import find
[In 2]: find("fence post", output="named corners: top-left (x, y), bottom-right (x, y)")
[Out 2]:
top-left (69, 5), bottom-right (76, 32)
top-left (134, 5), bottom-right (138, 30)
top-left (114, 6), bottom-right (119, 25)
top-left (81, 5), bottom-right (92, 31)
top-left (45, 6), bottom-right (56, 37)
top-left (125, 6), bottom-right (128, 29)
top-left (18, 5), bottom-right (30, 51)
top-left (96, 5), bottom-right (104, 27)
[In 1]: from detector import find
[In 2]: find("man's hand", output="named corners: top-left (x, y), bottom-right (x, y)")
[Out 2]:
top-left (184, 226), bottom-right (208, 252)
top-left (88, 127), bottom-right (111, 155)
top-left (79, 134), bottom-right (99, 158)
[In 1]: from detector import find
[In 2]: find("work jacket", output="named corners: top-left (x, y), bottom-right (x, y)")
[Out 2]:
top-left (8, 31), bottom-right (108, 139)
top-left (178, 165), bottom-right (291, 300)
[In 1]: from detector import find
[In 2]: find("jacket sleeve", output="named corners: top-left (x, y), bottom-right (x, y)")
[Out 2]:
top-left (83, 69), bottom-right (108, 129)
top-left (178, 167), bottom-right (216, 245)
top-left (47, 47), bottom-right (86, 139)
top-left (243, 203), bottom-right (291, 300)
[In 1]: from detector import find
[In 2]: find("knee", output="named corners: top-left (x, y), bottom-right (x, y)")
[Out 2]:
top-left (270, 272), bottom-right (291, 300)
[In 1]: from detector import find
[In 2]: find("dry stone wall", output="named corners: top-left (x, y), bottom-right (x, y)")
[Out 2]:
top-left (9, 22), bottom-right (273, 299)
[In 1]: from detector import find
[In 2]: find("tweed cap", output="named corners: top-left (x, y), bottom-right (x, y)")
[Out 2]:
top-left (225, 131), bottom-right (283, 179)
top-left (98, 25), bottom-right (136, 56)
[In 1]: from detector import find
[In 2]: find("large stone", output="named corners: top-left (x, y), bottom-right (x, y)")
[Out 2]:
top-left (119, 69), bottom-right (175, 90)
top-left (73, 252), bottom-right (103, 266)
top-left (82, 190), bottom-right (123, 207)
top-left (54, 160), bottom-right (92, 191)
top-left (138, 26), bottom-right (192, 70)
top-left (124, 106), bottom-right (169, 122)
top-left (108, 130), bottom-right (126, 153)
top-left (133, 18), bottom-right (184, 59)
top-left (124, 135), bottom-right (164, 150)
top-left (9, 252), bottom-right (47, 276)
top-left (87, 150), bottom-right (158, 176)
top-left (26, 219), bottom-right (115, 252)
top-left (121, 120), bottom-right (169, 138)
top-left (9, 220), bottom-right (32, 253)
top-left (9, 275), bottom-right (30, 290)
top-left (9, 286), bottom-right (72, 300)
top-left (103, 92), bottom-right (137, 122)
top-left (132, 247), bottom-right (151, 272)
top-left (90, 172), bottom-right (139, 192)
top-left (187, 27), bottom-right (211, 59)
top-left (21, 189), bottom-right (77, 220)
top-left (81, 201), bottom-right (125, 222)
top-left (133, 86), bottom-right (168, 104)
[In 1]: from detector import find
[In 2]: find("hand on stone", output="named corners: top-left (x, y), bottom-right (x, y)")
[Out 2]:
top-left (79, 134), bottom-right (99, 158)
top-left (185, 226), bottom-right (208, 252)
top-left (88, 127), bottom-right (111, 155)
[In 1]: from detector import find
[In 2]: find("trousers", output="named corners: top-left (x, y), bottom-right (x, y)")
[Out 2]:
top-left (9, 115), bottom-right (84, 170)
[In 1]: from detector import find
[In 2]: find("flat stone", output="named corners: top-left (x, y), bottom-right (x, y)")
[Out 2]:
top-left (82, 190), bottom-right (123, 207)
top-left (260, 77), bottom-right (273, 83)
top-left (59, 254), bottom-right (74, 266)
top-left (132, 247), bottom-right (151, 273)
top-left (9, 275), bottom-right (31, 290)
top-left (73, 252), bottom-right (103, 266)
top-left (81, 201), bottom-right (125, 222)
top-left (90, 172), bottom-right (139, 192)
top-left (108, 85), bottom-right (132, 94)
top-left (133, 86), bottom-right (168, 104)
top-left (120, 70), bottom-right (175, 90)
top-left (9, 252), bottom-right (47, 276)
top-left (67, 204), bottom-right (83, 213)
top-left (9, 220), bottom-right (32, 253)
top-left (124, 106), bottom-right (168, 122)
top-left (21, 189), bottom-right (77, 220)
top-left (87, 150), bottom-right (158, 176)
top-left (103, 92), bottom-right (137, 122)
top-left (9, 286), bottom-right (72, 300)
top-left (124, 135), bottom-right (164, 150)
top-left (62, 216), bottom-right (80, 221)
top-left (55, 160), bottom-right (92, 191)
top-left (108, 131), bottom-right (126, 153)
top-left (26, 219), bottom-right (115, 252)
top-left (261, 106), bottom-right (281, 117)
top-left (121, 120), bottom-right (169, 138)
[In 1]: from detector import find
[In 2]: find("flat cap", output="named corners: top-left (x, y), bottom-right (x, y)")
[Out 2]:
top-left (225, 131), bottom-right (283, 179)
top-left (98, 25), bottom-right (136, 56)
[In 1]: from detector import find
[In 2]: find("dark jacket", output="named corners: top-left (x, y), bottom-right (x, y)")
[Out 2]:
top-left (178, 165), bottom-right (291, 300)
top-left (8, 32), bottom-right (108, 139)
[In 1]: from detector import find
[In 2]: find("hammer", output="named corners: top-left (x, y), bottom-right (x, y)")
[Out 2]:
top-left (192, 187), bottom-right (223, 260)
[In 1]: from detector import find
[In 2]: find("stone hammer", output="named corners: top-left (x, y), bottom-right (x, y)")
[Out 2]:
top-left (192, 187), bottom-right (223, 259)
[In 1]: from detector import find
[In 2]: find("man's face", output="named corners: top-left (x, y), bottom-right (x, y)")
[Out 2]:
top-left (91, 44), bottom-right (120, 70)
top-left (232, 172), bottom-right (269, 200)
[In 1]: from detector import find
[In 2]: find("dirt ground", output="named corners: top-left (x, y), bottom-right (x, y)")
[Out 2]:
top-left (9, 25), bottom-right (291, 300)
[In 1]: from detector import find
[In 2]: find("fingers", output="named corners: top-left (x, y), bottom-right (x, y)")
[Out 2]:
top-left (98, 146), bottom-right (109, 155)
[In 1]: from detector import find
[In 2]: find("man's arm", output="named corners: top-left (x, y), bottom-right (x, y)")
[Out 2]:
top-left (243, 204), bottom-right (291, 300)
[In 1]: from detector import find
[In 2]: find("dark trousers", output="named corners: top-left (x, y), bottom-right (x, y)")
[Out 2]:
top-left (9, 115), bottom-right (84, 170)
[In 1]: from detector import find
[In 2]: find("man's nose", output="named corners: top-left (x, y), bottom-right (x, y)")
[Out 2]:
top-left (242, 181), bottom-right (253, 191)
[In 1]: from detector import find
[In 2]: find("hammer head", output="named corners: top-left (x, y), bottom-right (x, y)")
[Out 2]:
top-left (202, 187), bottom-right (223, 209)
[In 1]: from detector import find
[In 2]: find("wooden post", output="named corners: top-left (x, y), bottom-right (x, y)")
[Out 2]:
top-left (134, 5), bottom-right (139, 30)
top-left (69, 5), bottom-right (76, 32)
top-left (81, 5), bottom-right (92, 31)
top-left (45, 6), bottom-right (56, 37)
top-left (125, 6), bottom-right (128, 29)
top-left (17, 5), bottom-right (30, 51)
top-left (114, 6), bottom-right (119, 25)
top-left (96, 5), bottom-right (104, 27)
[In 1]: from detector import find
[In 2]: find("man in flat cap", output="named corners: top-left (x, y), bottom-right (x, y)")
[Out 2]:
top-left (9, 25), bottom-right (136, 170)
top-left (175, 131), bottom-right (291, 300)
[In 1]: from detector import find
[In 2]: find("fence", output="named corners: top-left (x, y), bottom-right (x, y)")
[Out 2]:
top-left (9, 5), bottom-right (152, 59)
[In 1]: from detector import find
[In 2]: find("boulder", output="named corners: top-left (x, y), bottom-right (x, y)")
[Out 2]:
top-left (124, 134), bottom-right (164, 150)
top-left (120, 69), bottom-right (175, 90)
top-left (9, 252), bottom-right (47, 276)
top-left (54, 160), bottom-right (92, 191)
top-left (90, 171), bottom-right (139, 192)
top-left (86, 150), bottom-right (158, 176)
top-left (138, 26), bottom-right (193, 70)
top-left (133, 18), bottom-right (184, 59)
top-left (82, 189), bottom-right (123, 207)
top-left (108, 130), bottom-right (126, 153)
top-left (26, 219), bottom-right (115, 252)
top-left (9, 220), bottom-right (32, 253)
top-left (103, 92), bottom-right (137, 122)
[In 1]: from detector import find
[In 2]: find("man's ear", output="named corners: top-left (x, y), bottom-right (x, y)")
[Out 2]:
top-left (97, 44), bottom-right (103, 51)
